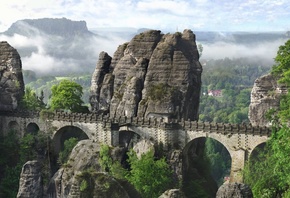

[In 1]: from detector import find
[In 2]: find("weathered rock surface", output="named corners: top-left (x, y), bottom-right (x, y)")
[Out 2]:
top-left (133, 139), bottom-right (155, 159)
top-left (48, 140), bottom-right (101, 197)
top-left (159, 189), bottom-right (185, 198)
top-left (248, 73), bottom-right (287, 126)
top-left (0, 41), bottom-right (24, 111)
top-left (90, 29), bottom-right (202, 120)
top-left (48, 140), bottom-right (138, 197)
top-left (216, 183), bottom-right (253, 198)
top-left (17, 160), bottom-right (43, 198)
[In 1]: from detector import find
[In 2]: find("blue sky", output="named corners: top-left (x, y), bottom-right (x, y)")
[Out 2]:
top-left (1, 0), bottom-right (290, 32)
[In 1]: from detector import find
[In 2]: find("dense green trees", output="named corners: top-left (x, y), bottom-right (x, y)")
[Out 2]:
top-left (244, 39), bottom-right (290, 197)
top-left (125, 150), bottom-right (172, 198)
top-left (20, 87), bottom-right (45, 111)
top-left (58, 137), bottom-right (78, 165)
top-left (98, 145), bottom-right (172, 198)
top-left (199, 57), bottom-right (270, 123)
top-left (50, 79), bottom-right (87, 112)
top-left (0, 130), bottom-right (50, 198)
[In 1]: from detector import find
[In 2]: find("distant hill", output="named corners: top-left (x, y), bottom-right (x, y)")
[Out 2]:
top-left (0, 17), bottom-right (288, 76)
top-left (0, 18), bottom-right (103, 75)
top-left (3, 18), bottom-right (95, 37)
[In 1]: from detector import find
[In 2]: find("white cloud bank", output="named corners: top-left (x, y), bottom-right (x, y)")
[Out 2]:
top-left (1, 0), bottom-right (290, 32)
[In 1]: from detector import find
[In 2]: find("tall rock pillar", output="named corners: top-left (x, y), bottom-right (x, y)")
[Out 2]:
top-left (0, 41), bottom-right (24, 111)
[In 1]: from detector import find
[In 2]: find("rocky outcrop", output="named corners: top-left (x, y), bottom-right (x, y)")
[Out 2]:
top-left (248, 74), bottom-right (287, 126)
top-left (216, 183), bottom-right (253, 198)
top-left (90, 51), bottom-right (113, 114)
top-left (90, 29), bottom-right (202, 120)
top-left (17, 160), bottom-right (43, 198)
top-left (48, 140), bottom-right (138, 197)
top-left (159, 189), bottom-right (185, 198)
top-left (133, 139), bottom-right (154, 159)
top-left (0, 41), bottom-right (24, 111)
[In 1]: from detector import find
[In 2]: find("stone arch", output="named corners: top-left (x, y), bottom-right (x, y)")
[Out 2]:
top-left (249, 142), bottom-right (267, 161)
top-left (118, 130), bottom-right (141, 149)
top-left (52, 126), bottom-right (89, 155)
top-left (248, 139), bottom-right (268, 157)
top-left (8, 120), bottom-right (20, 132)
top-left (181, 137), bottom-right (232, 197)
top-left (26, 123), bottom-right (40, 135)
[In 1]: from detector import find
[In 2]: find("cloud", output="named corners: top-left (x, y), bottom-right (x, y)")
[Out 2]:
top-left (0, 29), bottom-right (129, 76)
top-left (201, 39), bottom-right (287, 65)
top-left (1, 0), bottom-right (290, 32)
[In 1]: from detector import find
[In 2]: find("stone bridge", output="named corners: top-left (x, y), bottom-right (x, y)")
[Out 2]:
top-left (0, 110), bottom-right (271, 183)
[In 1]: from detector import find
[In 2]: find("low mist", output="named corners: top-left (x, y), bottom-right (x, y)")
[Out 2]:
top-left (201, 39), bottom-right (287, 66)
top-left (0, 30), bottom-right (288, 77)
top-left (0, 31), bottom-right (128, 76)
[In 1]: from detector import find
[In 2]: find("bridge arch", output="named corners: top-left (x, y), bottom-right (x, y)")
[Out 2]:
top-left (249, 142), bottom-right (266, 161)
top-left (8, 120), bottom-right (20, 133)
top-left (182, 137), bottom-right (231, 188)
top-left (119, 130), bottom-right (141, 148)
top-left (26, 122), bottom-right (40, 135)
top-left (52, 126), bottom-right (89, 155)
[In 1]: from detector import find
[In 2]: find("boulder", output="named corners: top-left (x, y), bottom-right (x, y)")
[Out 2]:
top-left (47, 140), bottom-right (138, 197)
top-left (90, 29), bottom-right (202, 120)
top-left (159, 189), bottom-right (185, 198)
top-left (248, 74), bottom-right (287, 126)
top-left (0, 41), bottom-right (24, 111)
top-left (216, 183), bottom-right (253, 198)
top-left (17, 160), bottom-right (43, 198)
top-left (133, 139), bottom-right (155, 159)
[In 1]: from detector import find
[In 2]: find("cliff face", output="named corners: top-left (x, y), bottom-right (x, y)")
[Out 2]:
top-left (248, 74), bottom-right (287, 126)
top-left (0, 41), bottom-right (24, 111)
top-left (90, 29), bottom-right (202, 120)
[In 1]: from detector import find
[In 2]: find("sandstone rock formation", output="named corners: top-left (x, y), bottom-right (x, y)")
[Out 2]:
top-left (159, 189), bottom-right (185, 198)
top-left (0, 41), bottom-right (24, 111)
top-left (17, 160), bottom-right (43, 198)
top-left (216, 183), bottom-right (253, 198)
top-left (133, 139), bottom-right (154, 159)
top-left (47, 140), bottom-right (138, 197)
top-left (248, 74), bottom-right (287, 126)
top-left (90, 29), bottom-right (202, 120)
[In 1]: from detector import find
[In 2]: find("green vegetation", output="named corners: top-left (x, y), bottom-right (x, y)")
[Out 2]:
top-left (58, 137), bottom-right (78, 165)
top-left (148, 83), bottom-right (179, 102)
top-left (22, 72), bottom-right (91, 105)
top-left (205, 138), bottom-right (231, 186)
top-left (99, 145), bottom-right (172, 198)
top-left (50, 79), bottom-right (88, 112)
top-left (244, 39), bottom-right (290, 197)
top-left (125, 149), bottom-right (172, 198)
top-left (0, 130), bottom-right (50, 198)
top-left (20, 87), bottom-right (45, 111)
top-left (199, 57), bottom-right (270, 123)
top-left (99, 145), bottom-right (128, 180)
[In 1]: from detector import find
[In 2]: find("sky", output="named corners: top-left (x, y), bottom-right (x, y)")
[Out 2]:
top-left (1, 0), bottom-right (290, 32)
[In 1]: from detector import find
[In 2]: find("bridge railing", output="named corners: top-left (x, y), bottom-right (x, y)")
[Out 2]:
top-left (0, 110), bottom-right (271, 136)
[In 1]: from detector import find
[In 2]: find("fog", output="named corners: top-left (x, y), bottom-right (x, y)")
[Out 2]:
top-left (0, 30), bottom-right (288, 76)
top-left (200, 39), bottom-right (287, 66)
top-left (0, 31), bottom-right (128, 76)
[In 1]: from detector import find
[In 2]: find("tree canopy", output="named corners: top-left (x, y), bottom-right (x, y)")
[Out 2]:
top-left (49, 79), bottom-right (86, 112)
top-left (19, 87), bottom-right (45, 111)
top-left (244, 39), bottom-right (290, 197)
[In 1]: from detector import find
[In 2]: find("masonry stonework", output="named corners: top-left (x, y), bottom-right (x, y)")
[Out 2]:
top-left (0, 111), bottom-right (270, 183)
